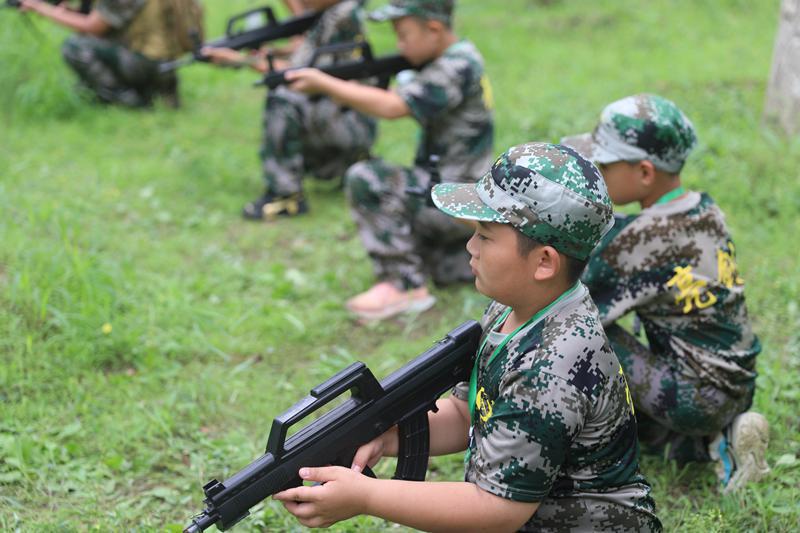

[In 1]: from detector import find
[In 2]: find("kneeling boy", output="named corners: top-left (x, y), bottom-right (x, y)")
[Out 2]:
top-left (564, 94), bottom-right (769, 492)
top-left (274, 142), bottom-right (661, 532)
top-left (284, 0), bottom-right (494, 320)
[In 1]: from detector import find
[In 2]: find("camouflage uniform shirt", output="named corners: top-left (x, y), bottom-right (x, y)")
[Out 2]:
top-left (582, 192), bottom-right (760, 398)
top-left (395, 39), bottom-right (494, 182)
top-left (290, 1), bottom-right (366, 68)
top-left (454, 283), bottom-right (661, 531)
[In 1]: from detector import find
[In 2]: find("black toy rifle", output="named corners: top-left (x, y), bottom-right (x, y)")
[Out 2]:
top-left (4, 0), bottom-right (92, 13)
top-left (183, 320), bottom-right (481, 532)
top-left (259, 41), bottom-right (413, 90)
top-left (160, 5), bottom-right (321, 73)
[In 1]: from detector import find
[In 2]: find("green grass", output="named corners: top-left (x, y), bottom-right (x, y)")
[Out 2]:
top-left (1, 0), bottom-right (798, 530)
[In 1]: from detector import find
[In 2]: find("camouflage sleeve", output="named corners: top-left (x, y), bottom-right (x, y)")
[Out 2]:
top-left (290, 0), bottom-right (364, 67)
top-left (96, 0), bottom-right (147, 29)
top-left (395, 51), bottom-right (478, 124)
top-left (315, 0), bottom-right (363, 46)
top-left (472, 371), bottom-right (588, 502)
top-left (582, 214), bottom-right (648, 324)
top-left (452, 381), bottom-right (468, 400)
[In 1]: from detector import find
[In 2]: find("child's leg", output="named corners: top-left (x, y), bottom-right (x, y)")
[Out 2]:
top-left (303, 102), bottom-right (376, 182)
top-left (61, 34), bottom-right (156, 107)
top-left (259, 87), bottom-right (309, 197)
top-left (345, 160), bottom-right (430, 289)
top-left (606, 324), bottom-right (751, 463)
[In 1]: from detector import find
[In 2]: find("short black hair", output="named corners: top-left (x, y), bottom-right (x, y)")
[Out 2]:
top-left (515, 232), bottom-right (588, 284)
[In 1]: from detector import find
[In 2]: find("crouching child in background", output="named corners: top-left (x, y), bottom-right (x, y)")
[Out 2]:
top-left (273, 142), bottom-right (662, 532)
top-left (203, 0), bottom-right (377, 220)
top-left (284, 0), bottom-right (494, 321)
top-left (18, 0), bottom-right (203, 108)
top-left (563, 93), bottom-right (770, 493)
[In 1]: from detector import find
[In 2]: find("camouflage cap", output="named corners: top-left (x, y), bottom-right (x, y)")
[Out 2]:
top-left (369, 0), bottom-right (453, 25)
top-left (431, 142), bottom-right (614, 260)
top-left (562, 94), bottom-right (697, 174)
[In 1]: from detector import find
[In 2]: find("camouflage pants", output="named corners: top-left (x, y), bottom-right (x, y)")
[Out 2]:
top-left (61, 34), bottom-right (164, 108)
top-left (261, 87), bottom-right (376, 196)
top-left (345, 158), bottom-right (474, 289)
top-left (607, 324), bottom-right (754, 463)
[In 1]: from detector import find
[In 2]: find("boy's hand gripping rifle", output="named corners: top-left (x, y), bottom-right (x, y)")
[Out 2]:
top-left (160, 5), bottom-right (322, 73)
top-left (259, 40), bottom-right (413, 90)
top-left (183, 320), bottom-right (481, 532)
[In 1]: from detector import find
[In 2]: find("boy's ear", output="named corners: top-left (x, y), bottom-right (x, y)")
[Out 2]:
top-left (426, 19), bottom-right (446, 34)
top-left (638, 160), bottom-right (657, 187)
top-left (532, 245), bottom-right (561, 282)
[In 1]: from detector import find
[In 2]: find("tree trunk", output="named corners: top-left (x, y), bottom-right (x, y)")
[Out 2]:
top-left (764, 0), bottom-right (800, 134)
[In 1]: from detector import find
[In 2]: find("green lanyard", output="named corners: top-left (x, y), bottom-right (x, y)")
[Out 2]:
top-left (468, 282), bottom-right (581, 423)
top-left (654, 186), bottom-right (685, 205)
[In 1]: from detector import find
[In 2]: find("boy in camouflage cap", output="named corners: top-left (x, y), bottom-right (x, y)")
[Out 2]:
top-left (563, 94), bottom-right (770, 492)
top-left (274, 142), bottom-right (661, 532)
top-left (284, 0), bottom-right (494, 320)
top-left (203, 0), bottom-right (377, 220)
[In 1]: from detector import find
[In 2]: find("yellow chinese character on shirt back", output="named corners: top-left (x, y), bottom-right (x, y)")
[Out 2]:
top-left (717, 242), bottom-right (744, 288)
top-left (666, 265), bottom-right (717, 313)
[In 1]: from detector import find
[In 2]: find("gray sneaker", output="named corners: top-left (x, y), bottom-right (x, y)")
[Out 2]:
top-left (709, 411), bottom-right (770, 493)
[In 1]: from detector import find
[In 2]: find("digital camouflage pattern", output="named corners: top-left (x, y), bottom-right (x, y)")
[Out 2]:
top-left (453, 285), bottom-right (661, 532)
top-left (345, 161), bottom-right (473, 288)
top-left (289, 0), bottom-right (368, 68)
top-left (605, 324), bottom-right (753, 463)
top-left (262, 0), bottom-right (376, 196)
top-left (369, 0), bottom-right (453, 25)
top-left (562, 94), bottom-right (697, 174)
top-left (62, 0), bottom-right (182, 107)
top-left (582, 192), bottom-right (761, 460)
top-left (432, 142), bottom-right (613, 260)
top-left (62, 34), bottom-right (162, 107)
top-left (345, 38), bottom-right (492, 289)
top-left (395, 39), bottom-right (494, 185)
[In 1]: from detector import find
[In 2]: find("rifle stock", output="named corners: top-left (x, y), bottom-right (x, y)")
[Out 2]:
top-left (183, 320), bottom-right (481, 532)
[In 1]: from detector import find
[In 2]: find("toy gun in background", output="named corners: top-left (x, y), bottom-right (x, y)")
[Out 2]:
top-left (183, 320), bottom-right (481, 532)
top-left (159, 5), bottom-right (322, 73)
top-left (259, 40), bottom-right (413, 90)
top-left (406, 154), bottom-right (442, 206)
top-left (4, 0), bottom-right (92, 13)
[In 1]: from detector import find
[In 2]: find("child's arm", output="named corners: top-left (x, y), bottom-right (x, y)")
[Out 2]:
top-left (274, 467), bottom-right (539, 531)
top-left (19, 0), bottom-right (110, 35)
top-left (283, 68), bottom-right (411, 119)
top-left (200, 47), bottom-right (288, 73)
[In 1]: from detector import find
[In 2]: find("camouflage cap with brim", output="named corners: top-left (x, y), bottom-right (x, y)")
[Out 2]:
top-left (369, 0), bottom-right (453, 24)
top-left (562, 94), bottom-right (697, 173)
top-left (431, 142), bottom-right (614, 260)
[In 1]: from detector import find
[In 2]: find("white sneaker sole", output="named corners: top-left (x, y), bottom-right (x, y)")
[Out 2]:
top-left (349, 295), bottom-right (437, 321)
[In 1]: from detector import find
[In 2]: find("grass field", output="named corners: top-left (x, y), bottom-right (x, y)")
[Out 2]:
top-left (1, 0), bottom-right (799, 531)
